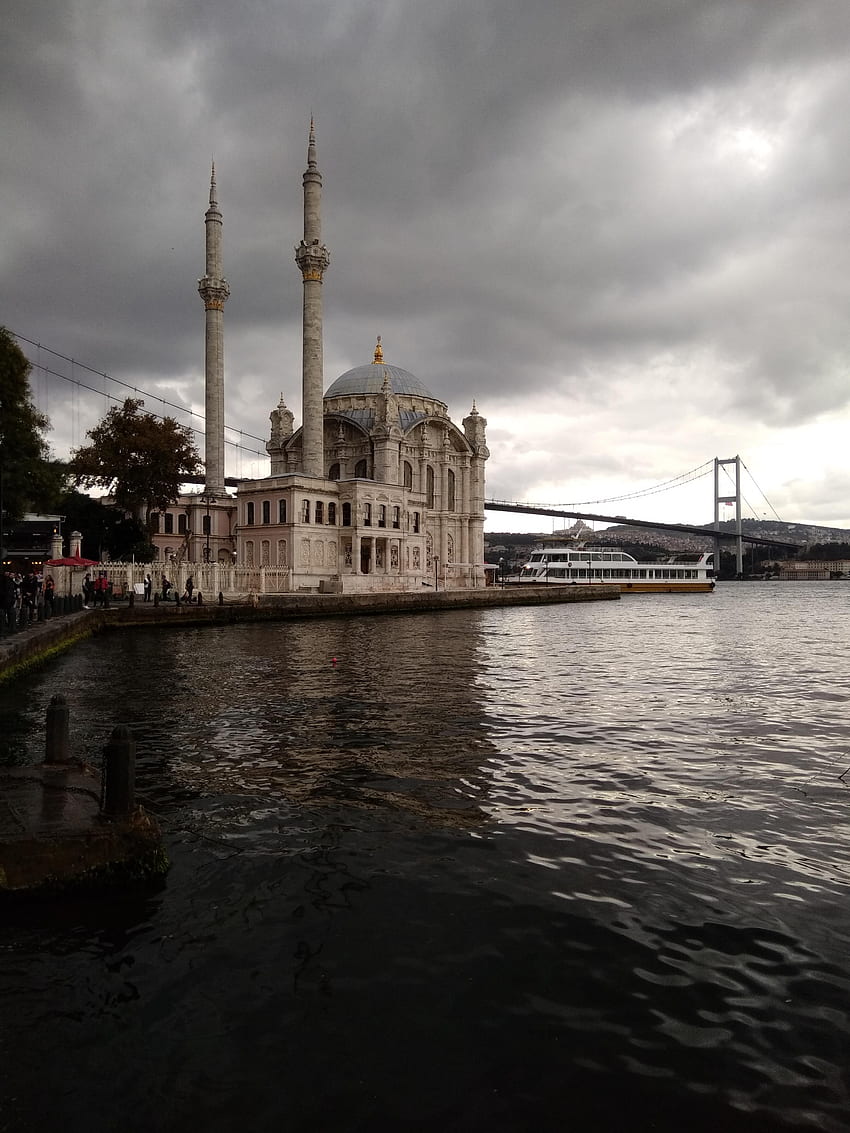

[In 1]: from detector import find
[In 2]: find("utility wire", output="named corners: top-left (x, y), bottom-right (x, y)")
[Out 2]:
top-left (13, 330), bottom-right (270, 451)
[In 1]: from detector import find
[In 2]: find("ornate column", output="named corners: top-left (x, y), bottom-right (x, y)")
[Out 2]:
top-left (198, 164), bottom-right (230, 497)
top-left (463, 402), bottom-right (489, 582)
top-left (294, 120), bottom-right (330, 478)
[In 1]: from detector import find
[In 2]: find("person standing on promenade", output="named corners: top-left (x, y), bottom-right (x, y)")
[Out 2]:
top-left (0, 572), bottom-right (16, 629)
top-left (143, 574), bottom-right (152, 602)
top-left (185, 575), bottom-right (194, 603)
top-left (21, 572), bottom-right (39, 623)
top-left (43, 575), bottom-right (55, 615)
top-left (83, 573), bottom-right (93, 608)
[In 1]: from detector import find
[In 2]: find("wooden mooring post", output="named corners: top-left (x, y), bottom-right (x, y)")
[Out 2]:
top-left (45, 694), bottom-right (71, 765)
top-left (102, 725), bottom-right (136, 818)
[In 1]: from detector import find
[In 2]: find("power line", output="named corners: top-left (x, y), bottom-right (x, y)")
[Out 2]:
top-left (13, 332), bottom-right (270, 463)
top-left (28, 361), bottom-right (270, 461)
top-left (12, 330), bottom-right (270, 452)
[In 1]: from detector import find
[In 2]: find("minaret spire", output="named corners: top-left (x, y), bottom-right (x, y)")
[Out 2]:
top-left (198, 161), bottom-right (230, 496)
top-left (295, 118), bottom-right (330, 477)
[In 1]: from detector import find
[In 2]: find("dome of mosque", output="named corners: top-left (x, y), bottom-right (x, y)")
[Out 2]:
top-left (324, 338), bottom-right (438, 401)
top-left (325, 363), bottom-right (435, 399)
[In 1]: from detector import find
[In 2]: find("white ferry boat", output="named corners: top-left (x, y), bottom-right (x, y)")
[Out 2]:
top-left (519, 545), bottom-right (715, 593)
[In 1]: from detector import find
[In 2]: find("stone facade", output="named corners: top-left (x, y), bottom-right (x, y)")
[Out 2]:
top-left (239, 350), bottom-right (488, 590)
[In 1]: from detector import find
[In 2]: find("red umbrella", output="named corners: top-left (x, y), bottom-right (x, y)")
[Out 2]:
top-left (45, 555), bottom-right (100, 567)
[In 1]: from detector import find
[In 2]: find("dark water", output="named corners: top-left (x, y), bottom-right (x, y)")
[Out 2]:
top-left (1, 583), bottom-right (849, 1132)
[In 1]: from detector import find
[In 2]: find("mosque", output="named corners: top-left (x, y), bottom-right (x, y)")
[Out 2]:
top-left (149, 124), bottom-right (489, 592)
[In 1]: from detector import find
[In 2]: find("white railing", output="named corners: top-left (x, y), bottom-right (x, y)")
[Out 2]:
top-left (92, 562), bottom-right (295, 598)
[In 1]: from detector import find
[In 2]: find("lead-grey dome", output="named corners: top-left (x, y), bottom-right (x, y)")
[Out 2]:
top-left (325, 363), bottom-right (436, 400)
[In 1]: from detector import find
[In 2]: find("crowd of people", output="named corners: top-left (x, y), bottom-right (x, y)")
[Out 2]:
top-left (1, 566), bottom-right (202, 632)
top-left (0, 570), bottom-right (56, 630)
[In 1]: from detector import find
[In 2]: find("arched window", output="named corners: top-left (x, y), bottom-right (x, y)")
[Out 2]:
top-left (302, 499), bottom-right (310, 523)
top-left (327, 503), bottom-right (336, 525)
top-left (261, 540), bottom-right (270, 566)
top-left (178, 514), bottom-right (188, 534)
top-left (403, 461), bottom-right (413, 489)
top-left (447, 469), bottom-right (456, 511)
top-left (426, 466), bottom-right (435, 508)
top-left (355, 458), bottom-right (368, 478)
top-left (246, 502), bottom-right (255, 525)
top-left (315, 501), bottom-right (324, 524)
top-left (245, 540), bottom-right (255, 566)
top-left (262, 500), bottom-right (271, 524)
top-left (277, 539), bottom-right (287, 567)
top-left (278, 498), bottom-right (287, 523)
top-left (342, 502), bottom-right (352, 526)
top-left (329, 462), bottom-right (340, 480)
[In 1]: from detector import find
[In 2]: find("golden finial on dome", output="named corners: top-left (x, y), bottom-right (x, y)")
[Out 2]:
top-left (372, 335), bottom-right (384, 364)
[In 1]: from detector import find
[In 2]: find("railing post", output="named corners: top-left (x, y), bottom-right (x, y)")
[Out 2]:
top-left (45, 694), bottom-right (71, 764)
top-left (102, 725), bottom-right (135, 818)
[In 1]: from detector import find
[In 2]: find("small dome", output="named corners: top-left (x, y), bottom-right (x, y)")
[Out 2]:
top-left (325, 363), bottom-right (436, 400)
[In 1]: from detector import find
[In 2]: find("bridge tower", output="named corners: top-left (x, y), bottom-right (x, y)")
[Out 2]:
top-left (714, 456), bottom-right (743, 578)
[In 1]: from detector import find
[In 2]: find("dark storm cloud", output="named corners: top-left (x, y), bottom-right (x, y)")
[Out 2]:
top-left (3, 0), bottom-right (850, 523)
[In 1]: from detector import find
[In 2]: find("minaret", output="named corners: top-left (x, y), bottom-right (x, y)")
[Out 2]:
top-left (198, 162), bottom-right (230, 496)
top-left (294, 119), bottom-right (330, 478)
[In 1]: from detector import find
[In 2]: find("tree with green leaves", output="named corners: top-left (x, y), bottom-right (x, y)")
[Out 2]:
top-left (68, 398), bottom-right (202, 527)
top-left (0, 326), bottom-right (66, 524)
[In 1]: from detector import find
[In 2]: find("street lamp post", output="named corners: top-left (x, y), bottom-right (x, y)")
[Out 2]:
top-left (201, 493), bottom-right (212, 563)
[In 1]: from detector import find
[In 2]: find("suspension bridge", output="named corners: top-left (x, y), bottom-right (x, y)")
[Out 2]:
top-left (17, 332), bottom-right (805, 567)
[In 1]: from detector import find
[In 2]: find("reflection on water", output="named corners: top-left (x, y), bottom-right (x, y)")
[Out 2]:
top-left (1, 585), bottom-right (849, 1132)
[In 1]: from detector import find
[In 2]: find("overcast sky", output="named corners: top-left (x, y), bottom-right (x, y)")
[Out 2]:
top-left (4, 0), bottom-right (850, 533)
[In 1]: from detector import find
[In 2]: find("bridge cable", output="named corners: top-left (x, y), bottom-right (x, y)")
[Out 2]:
top-left (548, 459), bottom-right (715, 509)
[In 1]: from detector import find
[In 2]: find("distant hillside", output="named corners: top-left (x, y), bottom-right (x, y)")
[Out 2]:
top-left (486, 519), bottom-right (850, 559)
top-left (603, 518), bottom-right (850, 550)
